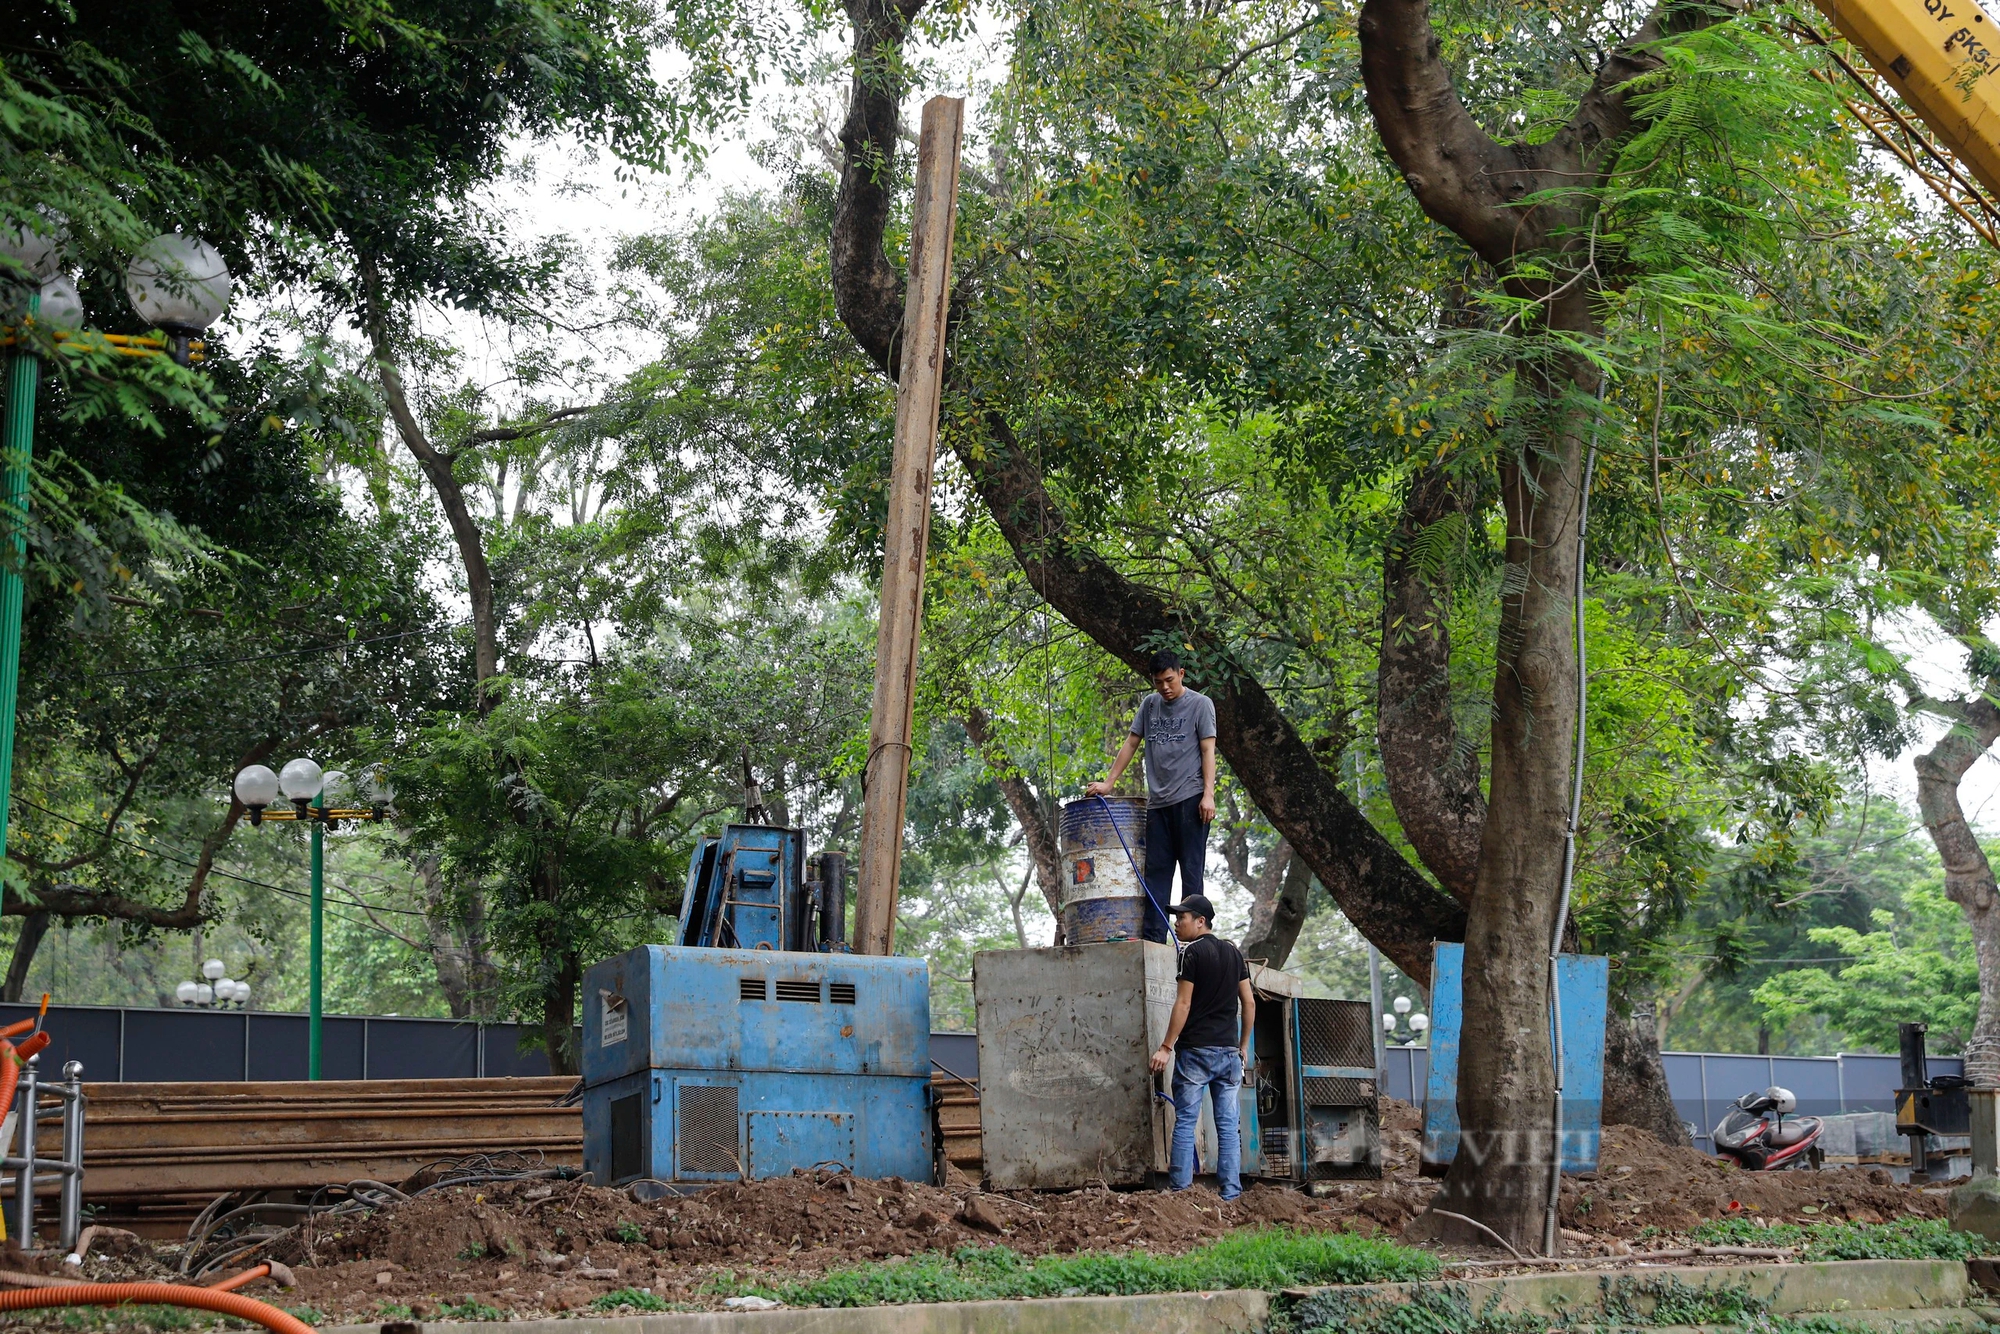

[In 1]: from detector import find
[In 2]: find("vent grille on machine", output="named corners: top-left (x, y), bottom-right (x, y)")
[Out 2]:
top-left (829, 982), bottom-right (857, 1005)
top-left (775, 979), bottom-right (822, 1003)
top-left (739, 978), bottom-right (767, 1001)
top-left (1297, 998), bottom-right (1375, 1070)
top-left (676, 1084), bottom-right (740, 1175)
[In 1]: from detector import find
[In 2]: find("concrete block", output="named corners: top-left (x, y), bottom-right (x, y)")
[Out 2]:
top-left (1821, 1113), bottom-right (1859, 1159)
top-left (1951, 1174), bottom-right (2000, 1241)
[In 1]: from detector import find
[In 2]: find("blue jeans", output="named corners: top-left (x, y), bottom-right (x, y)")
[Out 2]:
top-left (1169, 1045), bottom-right (1242, 1199)
top-left (1143, 794), bottom-right (1207, 943)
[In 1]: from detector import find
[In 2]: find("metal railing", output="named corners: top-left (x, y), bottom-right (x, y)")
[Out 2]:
top-left (5, 1056), bottom-right (84, 1252)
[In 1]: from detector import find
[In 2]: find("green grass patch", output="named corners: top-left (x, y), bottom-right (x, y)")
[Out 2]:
top-left (725, 1227), bottom-right (1437, 1308)
top-left (1292, 1280), bottom-right (1864, 1334)
top-left (1688, 1216), bottom-right (1996, 1260)
top-left (589, 1288), bottom-right (669, 1312)
top-left (54, 1307), bottom-right (222, 1333)
top-left (436, 1299), bottom-right (505, 1321)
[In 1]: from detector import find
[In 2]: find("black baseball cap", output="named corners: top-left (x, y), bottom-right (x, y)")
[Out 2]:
top-left (1167, 894), bottom-right (1214, 922)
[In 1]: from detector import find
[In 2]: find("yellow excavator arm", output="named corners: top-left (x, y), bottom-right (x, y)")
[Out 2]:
top-left (1807, 0), bottom-right (2000, 237)
top-left (1818, 0), bottom-right (2000, 194)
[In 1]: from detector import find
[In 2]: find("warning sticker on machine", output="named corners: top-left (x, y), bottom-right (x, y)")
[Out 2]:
top-left (600, 991), bottom-right (628, 1046)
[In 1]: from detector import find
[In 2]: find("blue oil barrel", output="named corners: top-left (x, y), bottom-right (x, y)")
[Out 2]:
top-left (1059, 796), bottom-right (1149, 943)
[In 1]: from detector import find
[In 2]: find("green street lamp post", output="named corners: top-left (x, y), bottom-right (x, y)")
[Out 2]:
top-left (233, 761), bottom-right (393, 1078)
top-left (0, 223), bottom-right (231, 869)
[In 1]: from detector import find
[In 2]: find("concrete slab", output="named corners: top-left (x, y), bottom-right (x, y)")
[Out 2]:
top-left (323, 1288), bottom-right (1269, 1334)
top-left (1293, 1258), bottom-right (1976, 1319)
top-left (319, 1258), bottom-right (1981, 1333)
top-left (1653, 1311), bottom-right (2000, 1334)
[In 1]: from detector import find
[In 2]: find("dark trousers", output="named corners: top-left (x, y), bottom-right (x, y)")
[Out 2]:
top-left (1143, 794), bottom-right (1207, 943)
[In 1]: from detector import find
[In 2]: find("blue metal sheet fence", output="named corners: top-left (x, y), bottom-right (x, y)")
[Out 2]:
top-left (3, 999), bottom-right (1956, 1151)
top-left (0, 1002), bottom-right (560, 1082)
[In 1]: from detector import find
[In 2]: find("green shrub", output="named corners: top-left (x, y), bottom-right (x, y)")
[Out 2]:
top-left (590, 1287), bottom-right (669, 1312)
top-left (727, 1227), bottom-right (1437, 1308)
top-left (1688, 1217), bottom-right (1996, 1260)
top-left (437, 1299), bottom-right (504, 1320)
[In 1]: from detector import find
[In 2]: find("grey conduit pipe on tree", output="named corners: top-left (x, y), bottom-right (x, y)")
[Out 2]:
top-left (1543, 383), bottom-right (1605, 1257)
top-left (853, 95), bottom-right (964, 956)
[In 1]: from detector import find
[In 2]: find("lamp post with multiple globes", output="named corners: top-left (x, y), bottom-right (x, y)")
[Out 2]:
top-left (176, 957), bottom-right (251, 1009)
top-left (1382, 994), bottom-right (1431, 1047)
top-left (232, 760), bottom-right (393, 1079)
top-left (0, 222), bottom-right (233, 870)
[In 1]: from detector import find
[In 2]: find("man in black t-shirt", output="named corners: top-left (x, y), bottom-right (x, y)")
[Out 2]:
top-left (1147, 895), bottom-right (1254, 1200)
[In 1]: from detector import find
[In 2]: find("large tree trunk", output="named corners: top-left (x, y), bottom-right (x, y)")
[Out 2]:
top-left (1914, 681), bottom-right (2000, 1087)
top-left (1378, 463), bottom-right (1487, 904)
top-left (1357, 0), bottom-right (1720, 1249)
top-left (1241, 850), bottom-right (1315, 970)
top-left (1408, 359), bottom-right (1590, 1249)
top-left (1602, 1006), bottom-right (1689, 1143)
top-left (2, 910), bottom-right (50, 1002)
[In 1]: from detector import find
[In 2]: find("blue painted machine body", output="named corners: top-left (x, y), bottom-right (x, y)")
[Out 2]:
top-left (1421, 941), bottom-right (1609, 1173)
top-left (676, 825), bottom-right (810, 952)
top-left (580, 944), bottom-right (933, 1185)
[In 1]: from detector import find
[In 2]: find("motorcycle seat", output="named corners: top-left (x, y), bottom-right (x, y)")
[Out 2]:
top-left (1768, 1117), bottom-right (1820, 1147)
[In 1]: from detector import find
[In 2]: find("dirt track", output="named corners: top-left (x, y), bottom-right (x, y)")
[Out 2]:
top-left (60, 1100), bottom-right (1950, 1321)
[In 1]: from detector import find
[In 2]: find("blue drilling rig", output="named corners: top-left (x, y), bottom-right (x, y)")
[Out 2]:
top-left (579, 767), bottom-right (933, 1187)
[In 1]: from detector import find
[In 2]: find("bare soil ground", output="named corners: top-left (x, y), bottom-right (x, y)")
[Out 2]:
top-left (46, 1100), bottom-right (1951, 1324)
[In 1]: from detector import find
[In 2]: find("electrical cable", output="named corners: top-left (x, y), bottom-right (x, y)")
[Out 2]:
top-left (1544, 379), bottom-right (1606, 1258)
top-left (14, 797), bottom-right (428, 917)
top-left (182, 1151), bottom-right (578, 1279)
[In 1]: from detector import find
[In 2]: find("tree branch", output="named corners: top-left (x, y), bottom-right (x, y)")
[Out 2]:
top-left (470, 404), bottom-right (597, 444)
top-left (359, 251), bottom-right (502, 704)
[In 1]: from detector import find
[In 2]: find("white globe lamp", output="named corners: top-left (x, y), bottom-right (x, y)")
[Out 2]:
top-left (124, 234), bottom-right (232, 332)
top-left (234, 765), bottom-right (280, 810)
top-left (278, 757), bottom-right (324, 804)
top-left (33, 276), bottom-right (84, 332)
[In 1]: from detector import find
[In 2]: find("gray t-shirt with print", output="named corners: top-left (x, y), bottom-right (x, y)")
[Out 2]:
top-left (1129, 688), bottom-right (1217, 807)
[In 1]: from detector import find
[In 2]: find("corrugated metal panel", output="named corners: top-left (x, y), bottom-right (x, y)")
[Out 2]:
top-left (1421, 943), bottom-right (1608, 1174)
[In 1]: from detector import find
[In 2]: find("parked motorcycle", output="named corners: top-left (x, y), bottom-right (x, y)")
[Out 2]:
top-left (1713, 1085), bottom-right (1824, 1170)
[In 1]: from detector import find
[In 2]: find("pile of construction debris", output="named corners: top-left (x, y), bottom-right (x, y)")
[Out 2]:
top-left (32, 1101), bottom-right (1952, 1323)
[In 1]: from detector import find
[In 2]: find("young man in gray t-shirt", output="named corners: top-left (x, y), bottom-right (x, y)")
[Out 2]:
top-left (1086, 650), bottom-right (1218, 943)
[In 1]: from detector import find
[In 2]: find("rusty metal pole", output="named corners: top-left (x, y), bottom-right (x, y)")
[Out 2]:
top-left (853, 95), bottom-right (964, 957)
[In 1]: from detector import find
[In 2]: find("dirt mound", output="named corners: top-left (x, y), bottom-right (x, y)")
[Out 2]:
top-left (277, 1169), bottom-right (1331, 1318)
top-left (1557, 1122), bottom-right (1942, 1237)
top-left (117, 1099), bottom-right (1950, 1321)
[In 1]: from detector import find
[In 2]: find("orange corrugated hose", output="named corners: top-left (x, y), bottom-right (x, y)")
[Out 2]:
top-left (0, 1283), bottom-right (314, 1334)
